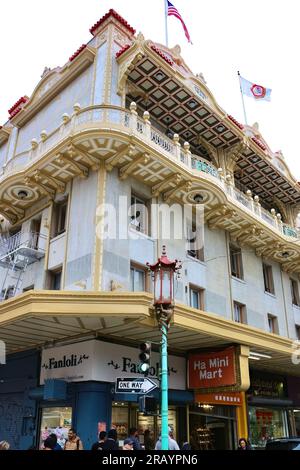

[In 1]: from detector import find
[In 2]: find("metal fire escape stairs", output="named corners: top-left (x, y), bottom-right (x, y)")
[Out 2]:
top-left (0, 231), bottom-right (45, 300)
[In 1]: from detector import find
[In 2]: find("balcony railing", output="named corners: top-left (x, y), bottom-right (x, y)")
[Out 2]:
top-left (0, 231), bottom-right (46, 261)
top-left (2, 103), bottom-right (299, 241)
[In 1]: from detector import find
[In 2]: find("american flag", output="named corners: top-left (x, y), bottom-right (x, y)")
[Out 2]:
top-left (167, 0), bottom-right (192, 43)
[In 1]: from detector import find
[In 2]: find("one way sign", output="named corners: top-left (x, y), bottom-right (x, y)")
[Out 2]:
top-left (115, 377), bottom-right (158, 394)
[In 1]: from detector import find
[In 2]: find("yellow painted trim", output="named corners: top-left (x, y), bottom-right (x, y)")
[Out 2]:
top-left (62, 180), bottom-right (73, 288)
top-left (236, 392), bottom-right (248, 440)
top-left (93, 162), bottom-right (107, 291)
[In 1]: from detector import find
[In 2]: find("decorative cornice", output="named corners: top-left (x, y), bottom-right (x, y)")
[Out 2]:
top-left (8, 96), bottom-right (29, 119)
top-left (150, 44), bottom-right (174, 66)
top-left (116, 44), bottom-right (131, 58)
top-left (69, 44), bottom-right (87, 62)
top-left (227, 114), bottom-right (244, 130)
top-left (10, 47), bottom-right (96, 127)
top-left (89, 9), bottom-right (136, 37)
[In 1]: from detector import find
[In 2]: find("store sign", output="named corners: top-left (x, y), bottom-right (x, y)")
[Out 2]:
top-left (40, 340), bottom-right (186, 390)
top-left (188, 347), bottom-right (236, 389)
top-left (195, 392), bottom-right (243, 406)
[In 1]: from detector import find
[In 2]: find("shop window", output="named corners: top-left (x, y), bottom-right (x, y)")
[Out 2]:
top-left (112, 402), bottom-right (129, 446)
top-left (249, 407), bottom-right (288, 448)
top-left (130, 263), bottom-right (149, 292)
top-left (130, 194), bottom-right (149, 235)
top-left (233, 301), bottom-right (247, 324)
top-left (189, 284), bottom-right (205, 310)
top-left (267, 314), bottom-right (278, 334)
top-left (39, 407), bottom-right (72, 449)
top-left (291, 279), bottom-right (300, 306)
top-left (263, 263), bottom-right (275, 295)
top-left (230, 245), bottom-right (243, 279)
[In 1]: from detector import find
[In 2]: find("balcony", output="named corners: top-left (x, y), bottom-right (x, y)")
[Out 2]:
top-left (0, 231), bottom-right (46, 267)
top-left (1, 104), bottom-right (299, 242)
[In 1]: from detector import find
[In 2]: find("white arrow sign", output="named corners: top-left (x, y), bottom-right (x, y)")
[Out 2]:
top-left (115, 377), bottom-right (158, 394)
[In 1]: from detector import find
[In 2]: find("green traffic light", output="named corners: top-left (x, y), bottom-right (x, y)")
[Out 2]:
top-left (139, 363), bottom-right (150, 373)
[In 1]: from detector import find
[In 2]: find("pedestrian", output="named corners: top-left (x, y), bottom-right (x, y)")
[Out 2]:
top-left (0, 441), bottom-right (10, 450)
top-left (122, 438), bottom-right (134, 450)
top-left (49, 433), bottom-right (63, 451)
top-left (64, 428), bottom-right (84, 450)
top-left (91, 431), bottom-right (107, 450)
top-left (101, 429), bottom-right (119, 450)
top-left (181, 439), bottom-right (192, 450)
top-left (128, 427), bottom-right (142, 450)
top-left (43, 437), bottom-right (56, 450)
top-left (237, 437), bottom-right (252, 450)
top-left (144, 429), bottom-right (155, 450)
top-left (155, 427), bottom-right (180, 450)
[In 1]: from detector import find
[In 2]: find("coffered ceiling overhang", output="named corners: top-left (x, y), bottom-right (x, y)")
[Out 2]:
top-left (117, 39), bottom-right (300, 207)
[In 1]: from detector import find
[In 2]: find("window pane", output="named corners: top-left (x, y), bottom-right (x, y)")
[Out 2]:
top-left (131, 268), bottom-right (145, 292)
top-left (234, 303), bottom-right (241, 322)
top-left (191, 290), bottom-right (199, 309)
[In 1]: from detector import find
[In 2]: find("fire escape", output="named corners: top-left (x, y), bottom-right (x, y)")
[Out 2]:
top-left (0, 231), bottom-right (46, 300)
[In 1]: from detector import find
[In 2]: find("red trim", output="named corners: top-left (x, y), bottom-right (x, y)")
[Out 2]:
top-left (8, 96), bottom-right (29, 116)
top-left (89, 9), bottom-right (136, 36)
top-left (227, 114), bottom-right (244, 130)
top-left (116, 44), bottom-right (131, 58)
top-left (251, 136), bottom-right (267, 151)
top-left (69, 44), bottom-right (87, 62)
top-left (151, 45), bottom-right (174, 66)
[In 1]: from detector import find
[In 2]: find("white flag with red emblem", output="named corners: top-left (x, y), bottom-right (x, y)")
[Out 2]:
top-left (239, 75), bottom-right (272, 101)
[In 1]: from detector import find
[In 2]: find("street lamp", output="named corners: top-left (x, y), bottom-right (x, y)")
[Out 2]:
top-left (147, 245), bottom-right (181, 450)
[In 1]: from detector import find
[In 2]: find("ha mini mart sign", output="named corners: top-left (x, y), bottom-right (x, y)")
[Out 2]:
top-left (188, 347), bottom-right (236, 389)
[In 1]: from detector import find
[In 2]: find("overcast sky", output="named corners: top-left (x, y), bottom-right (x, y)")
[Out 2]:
top-left (1, 0), bottom-right (299, 179)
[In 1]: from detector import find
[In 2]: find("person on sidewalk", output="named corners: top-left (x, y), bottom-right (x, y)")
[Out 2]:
top-left (101, 429), bottom-right (119, 450)
top-left (64, 428), bottom-right (84, 450)
top-left (128, 427), bottom-right (142, 450)
top-left (91, 431), bottom-right (107, 451)
top-left (155, 427), bottom-right (180, 450)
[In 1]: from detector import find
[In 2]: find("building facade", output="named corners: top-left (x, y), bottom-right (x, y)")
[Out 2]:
top-left (0, 9), bottom-right (300, 449)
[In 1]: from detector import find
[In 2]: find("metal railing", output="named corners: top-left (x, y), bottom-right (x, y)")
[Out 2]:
top-left (2, 104), bottom-right (299, 241)
top-left (0, 231), bottom-right (46, 259)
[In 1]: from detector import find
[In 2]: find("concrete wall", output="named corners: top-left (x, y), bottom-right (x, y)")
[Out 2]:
top-left (64, 173), bottom-right (98, 290)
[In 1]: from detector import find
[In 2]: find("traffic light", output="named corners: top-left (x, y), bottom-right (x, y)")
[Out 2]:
top-left (139, 396), bottom-right (158, 415)
top-left (138, 342), bottom-right (151, 373)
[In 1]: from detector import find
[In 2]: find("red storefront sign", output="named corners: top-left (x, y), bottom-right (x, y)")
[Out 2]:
top-left (195, 391), bottom-right (243, 406)
top-left (188, 347), bottom-right (236, 389)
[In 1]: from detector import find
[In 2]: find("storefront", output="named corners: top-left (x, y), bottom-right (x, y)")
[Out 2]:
top-left (36, 338), bottom-right (189, 448)
top-left (247, 370), bottom-right (292, 448)
top-left (188, 346), bottom-right (249, 450)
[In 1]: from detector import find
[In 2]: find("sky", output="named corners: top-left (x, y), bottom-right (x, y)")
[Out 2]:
top-left (1, 0), bottom-right (299, 178)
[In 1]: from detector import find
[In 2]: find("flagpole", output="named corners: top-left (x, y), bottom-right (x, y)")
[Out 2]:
top-left (237, 71), bottom-right (248, 126)
top-left (164, 0), bottom-right (169, 47)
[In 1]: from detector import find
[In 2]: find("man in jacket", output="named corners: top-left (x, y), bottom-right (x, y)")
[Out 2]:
top-left (64, 428), bottom-right (84, 450)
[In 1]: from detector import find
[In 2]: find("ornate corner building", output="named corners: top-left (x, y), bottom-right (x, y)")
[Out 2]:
top-left (0, 9), bottom-right (300, 450)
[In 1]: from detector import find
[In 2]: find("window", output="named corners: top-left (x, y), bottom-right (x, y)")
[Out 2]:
top-left (52, 199), bottom-right (68, 238)
top-left (187, 225), bottom-right (204, 262)
top-left (189, 285), bottom-right (204, 310)
top-left (263, 264), bottom-right (275, 294)
top-left (130, 263), bottom-right (148, 292)
top-left (23, 285), bottom-right (34, 292)
top-left (47, 268), bottom-right (62, 290)
top-left (233, 301), bottom-right (247, 324)
top-left (268, 314), bottom-right (278, 334)
top-left (1, 286), bottom-right (15, 300)
top-left (291, 279), bottom-right (300, 306)
top-left (296, 325), bottom-right (300, 340)
top-left (230, 245), bottom-right (243, 279)
top-left (130, 194), bottom-right (149, 235)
